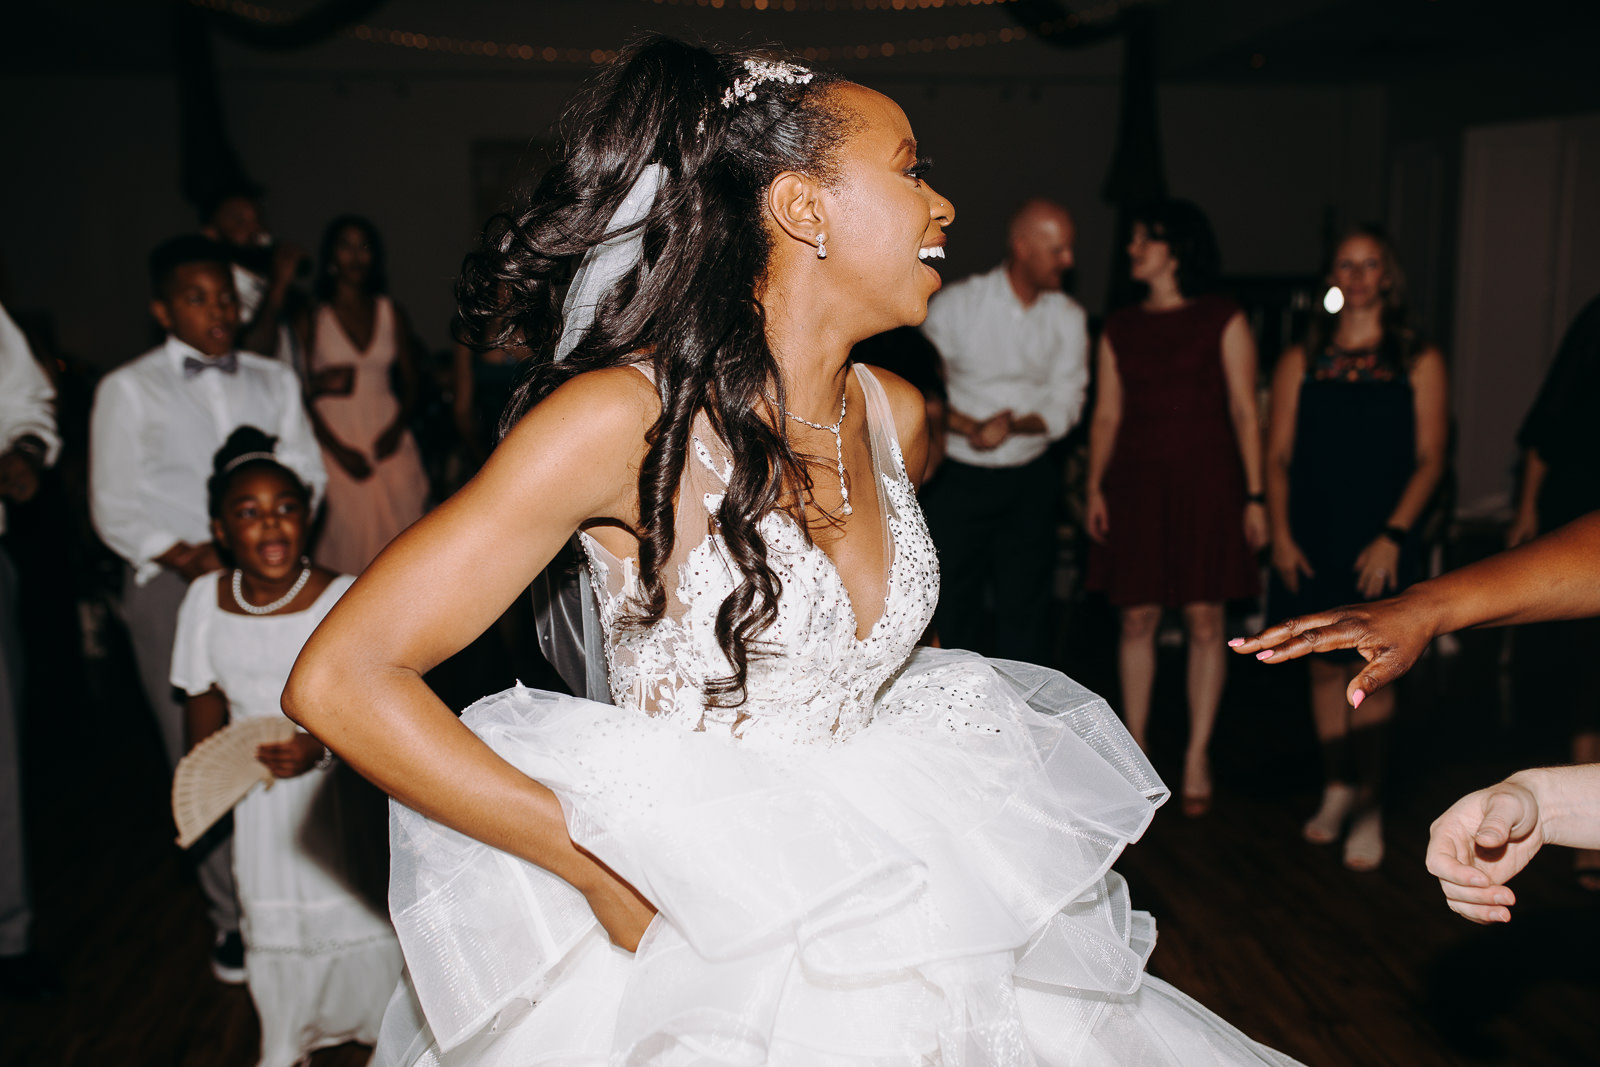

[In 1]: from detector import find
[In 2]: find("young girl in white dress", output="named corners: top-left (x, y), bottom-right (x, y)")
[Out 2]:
top-left (285, 38), bottom-right (1304, 1066)
top-left (172, 427), bottom-right (403, 1067)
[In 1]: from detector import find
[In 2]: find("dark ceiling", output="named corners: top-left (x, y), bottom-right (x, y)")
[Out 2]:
top-left (8, 0), bottom-right (1600, 87)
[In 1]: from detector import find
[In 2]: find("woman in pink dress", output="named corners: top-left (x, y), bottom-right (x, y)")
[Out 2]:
top-left (296, 215), bottom-right (429, 575)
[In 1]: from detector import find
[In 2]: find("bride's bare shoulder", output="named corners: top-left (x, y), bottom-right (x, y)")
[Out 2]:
top-left (500, 364), bottom-right (660, 452)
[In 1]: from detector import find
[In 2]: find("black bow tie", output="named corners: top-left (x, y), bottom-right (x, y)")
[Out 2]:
top-left (183, 352), bottom-right (239, 377)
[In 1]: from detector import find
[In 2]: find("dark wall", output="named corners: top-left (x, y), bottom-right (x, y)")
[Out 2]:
top-left (0, 60), bottom-right (1387, 370)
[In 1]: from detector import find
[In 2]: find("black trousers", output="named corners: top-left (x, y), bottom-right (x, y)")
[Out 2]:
top-left (919, 454), bottom-right (1059, 664)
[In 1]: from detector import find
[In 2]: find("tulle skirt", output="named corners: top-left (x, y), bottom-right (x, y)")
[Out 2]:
top-left (375, 648), bottom-right (1300, 1066)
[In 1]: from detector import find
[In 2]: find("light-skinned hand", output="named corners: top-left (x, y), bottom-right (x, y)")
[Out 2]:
top-left (1243, 503), bottom-right (1270, 552)
top-left (1271, 537), bottom-right (1315, 594)
top-left (969, 410), bottom-right (1011, 451)
top-left (1505, 509), bottom-right (1538, 549)
top-left (1086, 488), bottom-right (1109, 543)
top-left (1352, 536), bottom-right (1402, 600)
top-left (1424, 778), bottom-right (1543, 923)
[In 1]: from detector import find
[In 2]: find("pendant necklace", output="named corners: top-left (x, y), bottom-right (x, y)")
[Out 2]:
top-left (233, 560), bottom-right (312, 615)
top-left (780, 383), bottom-right (851, 516)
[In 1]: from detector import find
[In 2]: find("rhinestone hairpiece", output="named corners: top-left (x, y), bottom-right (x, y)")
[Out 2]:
top-left (720, 58), bottom-right (814, 109)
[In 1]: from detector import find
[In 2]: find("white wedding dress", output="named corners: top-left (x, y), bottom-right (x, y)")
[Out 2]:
top-left (374, 365), bottom-right (1301, 1067)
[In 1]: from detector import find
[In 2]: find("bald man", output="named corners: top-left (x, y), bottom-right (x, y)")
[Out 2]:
top-left (919, 199), bottom-right (1089, 663)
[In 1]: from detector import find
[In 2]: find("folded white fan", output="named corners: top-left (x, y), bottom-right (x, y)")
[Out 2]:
top-left (172, 717), bottom-right (298, 848)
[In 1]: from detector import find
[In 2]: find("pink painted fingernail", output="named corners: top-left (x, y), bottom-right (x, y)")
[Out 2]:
top-left (1228, 638), bottom-right (1244, 648)
top-left (1256, 650), bottom-right (1274, 660)
top-left (1351, 689), bottom-right (1366, 709)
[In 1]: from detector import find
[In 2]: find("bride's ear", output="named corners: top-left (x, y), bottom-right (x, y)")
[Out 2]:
top-left (766, 171), bottom-right (826, 256)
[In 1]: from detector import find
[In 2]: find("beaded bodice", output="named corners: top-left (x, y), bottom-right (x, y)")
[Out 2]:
top-left (577, 364), bottom-right (938, 748)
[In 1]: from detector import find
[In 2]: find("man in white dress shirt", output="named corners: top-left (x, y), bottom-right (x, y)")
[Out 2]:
top-left (88, 235), bottom-right (324, 981)
top-left (0, 300), bottom-right (63, 1000)
top-left (919, 200), bottom-right (1089, 663)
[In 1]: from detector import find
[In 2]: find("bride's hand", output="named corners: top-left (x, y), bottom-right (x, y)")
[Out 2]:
top-left (579, 857), bottom-right (658, 951)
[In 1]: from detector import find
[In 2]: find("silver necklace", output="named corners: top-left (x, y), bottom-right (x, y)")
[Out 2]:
top-left (780, 384), bottom-right (851, 516)
top-left (232, 561), bottom-right (312, 615)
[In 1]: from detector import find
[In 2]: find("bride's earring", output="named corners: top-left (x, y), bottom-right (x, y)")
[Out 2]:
top-left (816, 233), bottom-right (827, 260)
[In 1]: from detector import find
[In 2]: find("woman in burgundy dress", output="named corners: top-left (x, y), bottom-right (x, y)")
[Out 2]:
top-left (1086, 200), bottom-right (1268, 816)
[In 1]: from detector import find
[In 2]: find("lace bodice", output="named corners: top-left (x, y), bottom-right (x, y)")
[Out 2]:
top-left (578, 364), bottom-right (938, 747)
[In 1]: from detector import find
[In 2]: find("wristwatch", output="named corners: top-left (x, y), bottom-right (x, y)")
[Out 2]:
top-left (1380, 524), bottom-right (1407, 545)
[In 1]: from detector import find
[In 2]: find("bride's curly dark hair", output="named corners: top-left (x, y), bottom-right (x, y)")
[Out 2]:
top-left (457, 36), bottom-right (858, 706)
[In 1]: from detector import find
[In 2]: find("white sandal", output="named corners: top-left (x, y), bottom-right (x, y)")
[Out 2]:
top-left (1302, 782), bottom-right (1356, 845)
top-left (1343, 806), bottom-right (1384, 871)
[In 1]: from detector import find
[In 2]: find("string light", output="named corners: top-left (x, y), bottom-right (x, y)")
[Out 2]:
top-left (189, 0), bottom-right (1138, 65)
top-left (648, 0), bottom-right (1018, 9)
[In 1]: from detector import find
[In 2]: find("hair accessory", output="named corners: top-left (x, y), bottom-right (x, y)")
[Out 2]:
top-left (721, 58), bottom-right (814, 109)
top-left (222, 450), bottom-right (279, 475)
top-left (816, 234), bottom-right (827, 260)
top-left (232, 559), bottom-right (312, 615)
top-left (779, 384), bottom-right (851, 516)
top-left (554, 163), bottom-right (665, 362)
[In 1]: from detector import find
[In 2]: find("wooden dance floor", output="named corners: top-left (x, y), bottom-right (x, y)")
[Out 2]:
top-left (2, 601), bottom-right (1595, 1066)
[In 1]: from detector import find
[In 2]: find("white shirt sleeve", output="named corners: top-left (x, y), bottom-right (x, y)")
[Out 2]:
top-left (0, 302), bottom-right (60, 465)
top-left (170, 575), bottom-right (219, 696)
top-left (919, 290), bottom-right (965, 394)
top-left (1039, 304), bottom-right (1091, 441)
top-left (89, 371), bottom-right (183, 581)
top-left (269, 364), bottom-right (327, 512)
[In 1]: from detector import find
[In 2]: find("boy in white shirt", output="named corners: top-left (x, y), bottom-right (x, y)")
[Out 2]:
top-left (88, 235), bottom-right (324, 982)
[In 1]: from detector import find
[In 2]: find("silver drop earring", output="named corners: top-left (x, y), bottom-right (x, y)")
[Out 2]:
top-left (816, 233), bottom-right (827, 260)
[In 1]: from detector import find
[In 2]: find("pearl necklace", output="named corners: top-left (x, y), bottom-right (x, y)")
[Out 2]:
top-left (232, 562), bottom-right (312, 615)
top-left (780, 384), bottom-right (851, 516)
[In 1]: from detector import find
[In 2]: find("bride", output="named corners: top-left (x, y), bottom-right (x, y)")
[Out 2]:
top-left (285, 37), bottom-right (1301, 1066)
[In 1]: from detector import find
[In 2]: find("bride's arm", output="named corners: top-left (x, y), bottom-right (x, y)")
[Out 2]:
top-left (282, 366), bottom-right (659, 942)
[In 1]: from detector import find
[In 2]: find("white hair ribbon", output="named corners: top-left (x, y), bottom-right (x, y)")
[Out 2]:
top-left (553, 162), bottom-right (665, 362)
top-left (536, 163), bottom-right (665, 706)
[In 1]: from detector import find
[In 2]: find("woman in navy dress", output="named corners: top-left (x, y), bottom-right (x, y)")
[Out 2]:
top-left (1263, 227), bottom-right (1448, 871)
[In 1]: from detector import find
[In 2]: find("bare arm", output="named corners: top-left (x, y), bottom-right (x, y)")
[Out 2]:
top-left (282, 367), bottom-right (660, 941)
top-left (1348, 347), bottom-right (1449, 598)
top-left (1508, 448), bottom-right (1547, 547)
top-left (1085, 335), bottom-right (1121, 542)
top-left (185, 688), bottom-right (229, 751)
top-left (293, 306), bottom-right (369, 477)
top-left (1264, 346), bottom-right (1302, 544)
top-left (374, 305), bottom-right (424, 459)
top-left (1233, 512), bottom-right (1600, 705)
top-left (1220, 312), bottom-right (1269, 550)
top-left (1265, 347), bottom-right (1313, 591)
top-left (391, 305), bottom-right (423, 428)
top-left (239, 245), bottom-right (304, 356)
top-left (1388, 347), bottom-right (1449, 532)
